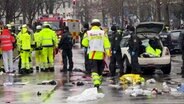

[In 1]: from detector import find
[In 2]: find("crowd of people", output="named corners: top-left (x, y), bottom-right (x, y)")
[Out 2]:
top-left (0, 22), bottom-right (62, 75)
top-left (0, 19), bottom-right (184, 89)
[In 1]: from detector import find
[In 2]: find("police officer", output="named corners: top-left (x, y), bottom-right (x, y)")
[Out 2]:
top-left (40, 22), bottom-right (58, 72)
top-left (109, 25), bottom-right (124, 83)
top-left (33, 25), bottom-right (42, 71)
top-left (82, 19), bottom-right (111, 88)
top-left (128, 26), bottom-right (142, 74)
top-left (58, 26), bottom-right (73, 73)
top-left (17, 24), bottom-right (32, 74)
top-left (80, 23), bottom-right (91, 76)
top-left (181, 32), bottom-right (184, 78)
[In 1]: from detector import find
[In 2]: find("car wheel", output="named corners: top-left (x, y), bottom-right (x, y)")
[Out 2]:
top-left (161, 63), bottom-right (171, 74)
top-left (143, 69), bottom-right (155, 75)
top-left (122, 57), bottom-right (131, 74)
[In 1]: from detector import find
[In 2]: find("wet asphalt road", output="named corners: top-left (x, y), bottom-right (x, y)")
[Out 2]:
top-left (0, 45), bottom-right (184, 104)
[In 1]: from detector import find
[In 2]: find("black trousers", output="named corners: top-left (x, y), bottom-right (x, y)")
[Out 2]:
top-left (130, 51), bottom-right (141, 73)
top-left (182, 51), bottom-right (184, 71)
top-left (109, 52), bottom-right (124, 77)
top-left (62, 49), bottom-right (73, 72)
top-left (84, 50), bottom-right (91, 75)
top-left (90, 60), bottom-right (104, 76)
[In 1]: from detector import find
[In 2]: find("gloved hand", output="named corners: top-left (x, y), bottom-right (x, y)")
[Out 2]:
top-left (131, 51), bottom-right (135, 56)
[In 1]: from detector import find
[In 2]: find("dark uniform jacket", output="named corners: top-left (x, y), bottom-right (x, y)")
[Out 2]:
top-left (58, 31), bottom-right (73, 50)
top-left (109, 31), bottom-right (122, 54)
top-left (128, 34), bottom-right (141, 54)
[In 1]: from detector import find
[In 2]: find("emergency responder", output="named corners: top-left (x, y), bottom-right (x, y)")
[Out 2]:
top-left (33, 25), bottom-right (42, 71)
top-left (128, 26), bottom-right (142, 74)
top-left (16, 26), bottom-right (22, 73)
top-left (145, 39), bottom-right (161, 57)
top-left (58, 26), bottom-right (73, 73)
top-left (27, 25), bottom-right (34, 72)
top-left (17, 24), bottom-right (32, 74)
top-left (79, 23), bottom-right (91, 76)
top-left (82, 19), bottom-right (111, 88)
top-left (79, 23), bottom-right (89, 48)
top-left (0, 25), bottom-right (15, 73)
top-left (181, 32), bottom-right (184, 78)
top-left (40, 22), bottom-right (58, 72)
top-left (6, 24), bottom-right (16, 50)
top-left (109, 25), bottom-right (124, 83)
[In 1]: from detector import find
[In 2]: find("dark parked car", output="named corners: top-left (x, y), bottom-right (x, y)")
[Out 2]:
top-left (169, 30), bottom-right (184, 52)
top-left (159, 32), bottom-right (171, 50)
top-left (159, 30), bottom-right (184, 53)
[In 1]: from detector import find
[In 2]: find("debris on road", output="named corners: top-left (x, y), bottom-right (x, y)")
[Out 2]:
top-left (162, 82), bottom-right (171, 93)
top-left (73, 68), bottom-right (85, 73)
top-left (67, 88), bottom-right (104, 102)
top-left (76, 81), bottom-right (84, 86)
top-left (146, 78), bottom-right (156, 84)
top-left (37, 80), bottom-right (57, 85)
top-left (3, 81), bottom-right (29, 86)
top-left (37, 91), bottom-right (42, 96)
top-left (108, 84), bottom-right (122, 89)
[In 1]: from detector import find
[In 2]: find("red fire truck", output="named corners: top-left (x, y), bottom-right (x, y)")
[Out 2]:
top-left (35, 15), bottom-right (80, 43)
top-left (35, 15), bottom-right (64, 38)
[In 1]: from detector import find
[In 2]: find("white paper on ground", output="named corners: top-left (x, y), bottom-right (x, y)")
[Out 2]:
top-left (3, 81), bottom-right (29, 86)
top-left (67, 88), bottom-right (105, 102)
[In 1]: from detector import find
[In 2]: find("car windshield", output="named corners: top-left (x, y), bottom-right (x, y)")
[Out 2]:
top-left (41, 21), bottom-right (60, 30)
top-left (170, 31), bottom-right (180, 40)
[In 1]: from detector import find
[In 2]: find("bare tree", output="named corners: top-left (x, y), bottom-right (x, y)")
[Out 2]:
top-left (20, 0), bottom-right (43, 25)
top-left (3, 0), bottom-right (21, 23)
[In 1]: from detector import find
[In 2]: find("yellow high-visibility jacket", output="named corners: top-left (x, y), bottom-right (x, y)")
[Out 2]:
top-left (82, 26), bottom-right (111, 60)
top-left (18, 27), bottom-right (31, 51)
top-left (33, 31), bottom-right (41, 48)
top-left (39, 28), bottom-right (58, 48)
top-left (146, 45), bottom-right (161, 57)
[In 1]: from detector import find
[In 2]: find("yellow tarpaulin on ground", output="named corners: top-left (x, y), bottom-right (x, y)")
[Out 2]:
top-left (119, 74), bottom-right (145, 85)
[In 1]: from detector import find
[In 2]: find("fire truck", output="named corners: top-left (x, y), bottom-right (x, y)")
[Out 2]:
top-left (35, 15), bottom-right (64, 38)
top-left (35, 15), bottom-right (80, 43)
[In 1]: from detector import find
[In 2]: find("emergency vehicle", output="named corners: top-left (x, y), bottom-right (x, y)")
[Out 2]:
top-left (63, 19), bottom-right (80, 43)
top-left (35, 15), bottom-right (80, 43)
top-left (35, 14), bottom-right (64, 38)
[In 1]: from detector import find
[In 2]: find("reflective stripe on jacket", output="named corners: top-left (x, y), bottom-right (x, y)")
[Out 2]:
top-left (82, 26), bottom-right (111, 60)
top-left (0, 29), bottom-right (15, 51)
top-left (146, 45), bottom-right (161, 57)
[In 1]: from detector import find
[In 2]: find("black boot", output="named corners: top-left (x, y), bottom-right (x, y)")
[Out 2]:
top-left (181, 68), bottom-right (184, 78)
top-left (20, 68), bottom-right (26, 74)
top-left (36, 66), bottom-right (39, 72)
top-left (41, 68), bottom-right (44, 72)
top-left (44, 68), bottom-right (49, 72)
top-left (49, 67), bottom-right (54, 72)
top-left (25, 69), bottom-right (30, 74)
top-left (30, 67), bottom-right (34, 73)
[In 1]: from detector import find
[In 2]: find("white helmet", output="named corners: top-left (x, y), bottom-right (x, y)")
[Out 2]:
top-left (43, 22), bottom-right (50, 27)
top-left (6, 24), bottom-right (11, 29)
top-left (36, 25), bottom-right (42, 30)
top-left (22, 24), bottom-right (27, 28)
top-left (91, 19), bottom-right (100, 23)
